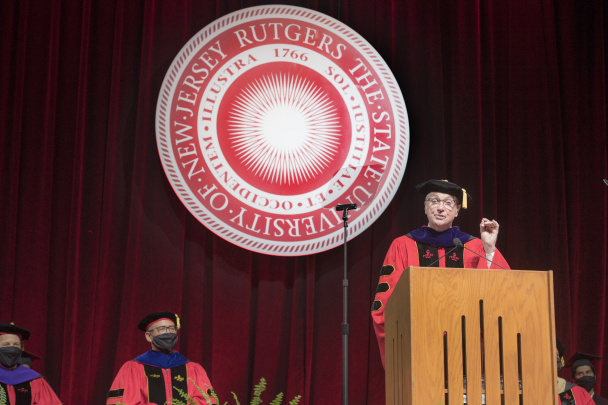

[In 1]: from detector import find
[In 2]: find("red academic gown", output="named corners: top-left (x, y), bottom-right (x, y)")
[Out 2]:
top-left (0, 375), bottom-right (62, 405)
top-left (371, 234), bottom-right (510, 367)
top-left (560, 386), bottom-right (594, 404)
top-left (106, 360), bottom-right (215, 405)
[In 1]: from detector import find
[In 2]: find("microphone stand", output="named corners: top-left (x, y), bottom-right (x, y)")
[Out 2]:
top-left (336, 203), bottom-right (357, 405)
top-left (454, 238), bottom-right (509, 270)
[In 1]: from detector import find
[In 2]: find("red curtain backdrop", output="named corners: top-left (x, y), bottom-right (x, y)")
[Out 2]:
top-left (1, 1), bottom-right (607, 404)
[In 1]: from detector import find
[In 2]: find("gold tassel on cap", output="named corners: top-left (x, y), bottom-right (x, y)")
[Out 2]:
top-left (561, 356), bottom-right (565, 367)
top-left (462, 188), bottom-right (467, 209)
top-left (175, 314), bottom-right (181, 330)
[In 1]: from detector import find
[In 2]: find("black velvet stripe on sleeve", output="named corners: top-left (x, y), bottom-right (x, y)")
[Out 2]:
top-left (13, 381), bottom-right (33, 405)
top-left (143, 364), bottom-right (166, 405)
top-left (107, 388), bottom-right (125, 399)
top-left (375, 282), bottom-right (390, 294)
top-left (170, 364), bottom-right (189, 402)
top-left (371, 300), bottom-right (383, 312)
top-left (379, 265), bottom-right (395, 276)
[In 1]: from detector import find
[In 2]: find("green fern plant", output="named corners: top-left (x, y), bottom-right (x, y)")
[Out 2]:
top-left (250, 378), bottom-right (267, 405)
top-left (169, 377), bottom-right (301, 405)
top-left (0, 385), bottom-right (7, 405)
top-left (269, 392), bottom-right (283, 405)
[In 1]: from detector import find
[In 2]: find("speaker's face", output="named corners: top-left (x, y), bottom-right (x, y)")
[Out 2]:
top-left (424, 192), bottom-right (460, 231)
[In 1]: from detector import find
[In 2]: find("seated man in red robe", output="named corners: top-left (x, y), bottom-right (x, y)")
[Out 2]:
top-left (0, 323), bottom-right (62, 404)
top-left (106, 312), bottom-right (215, 404)
top-left (371, 179), bottom-right (511, 366)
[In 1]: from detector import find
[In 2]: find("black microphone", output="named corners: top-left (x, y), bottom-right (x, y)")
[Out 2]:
top-left (427, 239), bottom-right (461, 267)
top-left (453, 238), bottom-right (508, 270)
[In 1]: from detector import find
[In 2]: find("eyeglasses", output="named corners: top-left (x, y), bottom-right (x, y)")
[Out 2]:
top-left (425, 198), bottom-right (457, 209)
top-left (147, 325), bottom-right (177, 334)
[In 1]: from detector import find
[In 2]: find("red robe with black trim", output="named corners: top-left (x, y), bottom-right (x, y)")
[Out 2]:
top-left (560, 386), bottom-right (594, 404)
top-left (371, 235), bottom-right (510, 366)
top-left (0, 377), bottom-right (62, 405)
top-left (106, 361), bottom-right (215, 405)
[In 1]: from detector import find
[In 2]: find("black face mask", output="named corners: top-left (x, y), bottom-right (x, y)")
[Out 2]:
top-left (152, 333), bottom-right (178, 353)
top-left (575, 376), bottom-right (596, 392)
top-left (0, 347), bottom-right (22, 368)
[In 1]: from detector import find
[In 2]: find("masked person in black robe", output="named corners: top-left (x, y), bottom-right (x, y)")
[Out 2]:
top-left (572, 357), bottom-right (608, 405)
top-left (0, 323), bottom-right (61, 404)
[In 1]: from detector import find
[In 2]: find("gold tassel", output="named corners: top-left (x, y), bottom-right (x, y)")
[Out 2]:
top-left (462, 188), bottom-right (467, 209)
top-left (175, 314), bottom-right (181, 330)
top-left (561, 356), bottom-right (565, 367)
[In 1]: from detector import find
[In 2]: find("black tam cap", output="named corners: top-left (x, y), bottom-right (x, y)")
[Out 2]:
top-left (566, 352), bottom-right (601, 373)
top-left (416, 179), bottom-right (472, 209)
top-left (137, 312), bottom-right (181, 332)
top-left (0, 323), bottom-right (30, 340)
top-left (21, 350), bottom-right (41, 361)
top-left (571, 358), bottom-right (597, 378)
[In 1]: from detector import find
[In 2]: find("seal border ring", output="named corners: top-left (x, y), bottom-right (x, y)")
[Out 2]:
top-left (155, 5), bottom-right (410, 256)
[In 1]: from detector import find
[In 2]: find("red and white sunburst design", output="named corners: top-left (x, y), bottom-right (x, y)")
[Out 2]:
top-left (228, 73), bottom-right (341, 186)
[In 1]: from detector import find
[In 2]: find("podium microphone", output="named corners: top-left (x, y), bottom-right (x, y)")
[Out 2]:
top-left (426, 238), bottom-right (461, 267)
top-left (453, 238), bottom-right (509, 270)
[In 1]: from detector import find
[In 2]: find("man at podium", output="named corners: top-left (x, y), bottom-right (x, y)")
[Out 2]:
top-left (371, 179), bottom-right (511, 366)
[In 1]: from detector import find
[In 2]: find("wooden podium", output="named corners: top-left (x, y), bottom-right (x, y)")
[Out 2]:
top-left (385, 267), bottom-right (558, 404)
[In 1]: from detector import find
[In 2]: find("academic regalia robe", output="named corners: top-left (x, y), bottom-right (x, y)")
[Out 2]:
top-left (592, 393), bottom-right (608, 405)
top-left (0, 365), bottom-right (62, 405)
top-left (106, 351), bottom-right (215, 405)
top-left (560, 386), bottom-right (594, 405)
top-left (371, 226), bottom-right (511, 366)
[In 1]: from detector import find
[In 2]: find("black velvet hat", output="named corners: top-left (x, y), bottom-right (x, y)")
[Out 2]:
top-left (137, 312), bottom-right (181, 332)
top-left (565, 352), bottom-right (601, 377)
top-left (17, 350), bottom-right (42, 368)
top-left (416, 179), bottom-right (472, 209)
top-left (0, 323), bottom-right (30, 340)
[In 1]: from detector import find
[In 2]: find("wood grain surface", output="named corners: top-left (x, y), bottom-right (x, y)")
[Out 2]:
top-left (385, 267), bottom-right (558, 405)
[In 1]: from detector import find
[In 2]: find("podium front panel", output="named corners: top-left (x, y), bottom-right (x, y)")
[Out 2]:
top-left (385, 267), bottom-right (558, 405)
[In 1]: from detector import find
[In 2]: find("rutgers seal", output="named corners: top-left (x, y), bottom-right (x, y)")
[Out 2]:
top-left (156, 5), bottom-right (409, 256)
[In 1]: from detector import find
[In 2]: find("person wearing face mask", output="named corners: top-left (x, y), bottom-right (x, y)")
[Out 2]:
top-left (105, 312), bottom-right (215, 404)
top-left (371, 180), bottom-right (511, 366)
top-left (556, 339), bottom-right (594, 404)
top-left (0, 323), bottom-right (61, 404)
top-left (572, 357), bottom-right (608, 405)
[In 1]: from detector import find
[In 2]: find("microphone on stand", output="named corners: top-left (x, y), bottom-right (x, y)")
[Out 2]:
top-left (453, 238), bottom-right (508, 270)
top-left (426, 238), bottom-right (462, 267)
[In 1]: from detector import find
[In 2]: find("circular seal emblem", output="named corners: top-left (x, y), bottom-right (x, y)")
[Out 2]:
top-left (156, 5), bottom-right (409, 256)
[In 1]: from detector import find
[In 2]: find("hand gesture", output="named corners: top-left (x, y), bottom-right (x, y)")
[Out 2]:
top-left (479, 218), bottom-right (499, 253)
